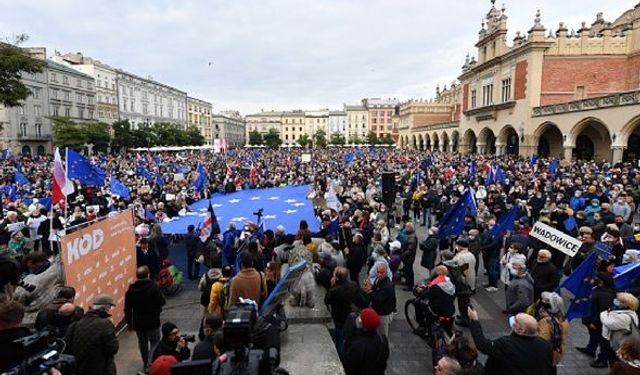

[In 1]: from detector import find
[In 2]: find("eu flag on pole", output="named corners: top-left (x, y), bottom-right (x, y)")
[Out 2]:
top-left (137, 166), bottom-right (153, 184)
top-left (110, 175), bottom-right (130, 198)
top-left (193, 163), bottom-right (207, 193)
top-left (66, 148), bottom-right (106, 186)
top-left (490, 205), bottom-right (518, 238)
top-left (530, 154), bottom-right (538, 166)
top-left (558, 252), bottom-right (596, 320)
top-left (14, 169), bottom-right (29, 186)
top-left (484, 168), bottom-right (495, 186)
top-left (1, 149), bottom-right (7, 159)
top-left (595, 241), bottom-right (613, 260)
top-left (613, 260), bottom-right (640, 291)
top-left (563, 216), bottom-right (577, 232)
top-left (343, 154), bottom-right (355, 164)
top-left (495, 166), bottom-right (506, 185)
top-left (470, 161), bottom-right (476, 178)
top-left (155, 172), bottom-right (164, 187)
top-left (355, 147), bottom-right (364, 159)
top-left (549, 159), bottom-right (560, 178)
top-left (438, 190), bottom-right (473, 240)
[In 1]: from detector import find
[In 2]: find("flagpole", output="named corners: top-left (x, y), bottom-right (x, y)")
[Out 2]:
top-left (49, 153), bottom-right (55, 253)
top-left (63, 147), bottom-right (69, 230)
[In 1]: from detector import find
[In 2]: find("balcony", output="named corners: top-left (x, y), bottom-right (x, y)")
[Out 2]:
top-left (463, 101), bottom-right (516, 121)
top-left (532, 90), bottom-right (640, 117)
top-left (18, 134), bottom-right (52, 141)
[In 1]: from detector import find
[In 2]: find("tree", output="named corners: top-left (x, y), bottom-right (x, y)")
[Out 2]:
top-left (0, 35), bottom-right (46, 108)
top-left (348, 135), bottom-right (362, 145)
top-left (249, 130), bottom-right (263, 145)
top-left (298, 133), bottom-right (311, 148)
top-left (313, 129), bottom-right (327, 148)
top-left (263, 128), bottom-right (282, 148)
top-left (111, 119), bottom-right (133, 152)
top-left (366, 131), bottom-right (379, 145)
top-left (51, 117), bottom-right (87, 150)
top-left (380, 134), bottom-right (395, 145)
top-left (131, 124), bottom-right (157, 148)
top-left (84, 122), bottom-right (111, 154)
top-left (185, 125), bottom-right (205, 146)
top-left (330, 132), bottom-right (346, 145)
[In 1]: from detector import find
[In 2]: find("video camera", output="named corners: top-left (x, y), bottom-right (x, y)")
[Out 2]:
top-left (9, 330), bottom-right (76, 375)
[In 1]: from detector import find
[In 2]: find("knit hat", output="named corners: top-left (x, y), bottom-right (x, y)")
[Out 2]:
top-left (359, 308), bottom-right (381, 332)
top-left (149, 355), bottom-right (178, 375)
top-left (161, 321), bottom-right (178, 337)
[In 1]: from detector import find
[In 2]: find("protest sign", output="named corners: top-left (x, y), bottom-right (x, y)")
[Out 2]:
top-left (61, 210), bottom-right (136, 324)
top-left (301, 153), bottom-right (311, 163)
top-left (530, 221), bottom-right (582, 257)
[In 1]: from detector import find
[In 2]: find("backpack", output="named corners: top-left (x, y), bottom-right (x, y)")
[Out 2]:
top-left (200, 273), bottom-right (216, 306)
top-left (219, 280), bottom-right (231, 313)
top-left (157, 268), bottom-right (174, 289)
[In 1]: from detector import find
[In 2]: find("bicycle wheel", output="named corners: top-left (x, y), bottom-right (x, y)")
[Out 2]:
top-left (404, 298), bottom-right (419, 332)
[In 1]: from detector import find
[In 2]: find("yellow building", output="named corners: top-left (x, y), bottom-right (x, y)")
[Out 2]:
top-left (187, 97), bottom-right (213, 144)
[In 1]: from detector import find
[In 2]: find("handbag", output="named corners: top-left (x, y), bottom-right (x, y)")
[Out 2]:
top-left (610, 315), bottom-right (640, 350)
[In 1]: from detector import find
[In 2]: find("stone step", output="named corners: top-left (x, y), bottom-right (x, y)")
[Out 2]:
top-left (280, 323), bottom-right (345, 375)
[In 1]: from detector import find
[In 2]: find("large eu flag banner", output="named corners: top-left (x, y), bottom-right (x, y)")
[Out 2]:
top-left (161, 185), bottom-right (319, 234)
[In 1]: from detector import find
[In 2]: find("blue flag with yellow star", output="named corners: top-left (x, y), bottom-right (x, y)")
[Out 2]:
top-left (438, 189), bottom-right (474, 240)
top-left (67, 148), bottom-right (106, 186)
top-left (559, 252), bottom-right (596, 320)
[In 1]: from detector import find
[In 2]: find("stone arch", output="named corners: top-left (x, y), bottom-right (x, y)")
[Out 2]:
top-left (432, 133), bottom-right (440, 151)
top-left (497, 125), bottom-right (519, 155)
top-left (569, 117), bottom-right (611, 161)
top-left (451, 130), bottom-right (460, 153)
top-left (418, 134), bottom-right (425, 151)
top-left (21, 145), bottom-right (31, 156)
top-left (462, 129), bottom-right (477, 154)
top-left (37, 145), bottom-right (45, 156)
top-left (441, 132), bottom-right (450, 153)
top-left (619, 115), bottom-right (640, 161)
top-left (411, 134), bottom-right (417, 150)
top-left (534, 122), bottom-right (563, 159)
top-left (478, 127), bottom-right (496, 154)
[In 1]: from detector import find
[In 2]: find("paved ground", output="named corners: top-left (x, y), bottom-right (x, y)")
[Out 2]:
top-left (113, 223), bottom-right (610, 375)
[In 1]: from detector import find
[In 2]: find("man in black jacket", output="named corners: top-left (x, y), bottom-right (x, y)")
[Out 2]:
top-left (467, 307), bottom-right (553, 375)
top-left (530, 249), bottom-right (560, 301)
top-left (364, 263), bottom-right (396, 338)
top-left (151, 321), bottom-right (191, 363)
top-left (345, 232), bottom-right (365, 287)
top-left (402, 223), bottom-right (418, 291)
top-left (325, 267), bottom-right (359, 354)
top-left (125, 266), bottom-right (166, 372)
top-left (65, 295), bottom-right (119, 375)
top-left (342, 308), bottom-right (389, 375)
top-left (137, 237), bottom-right (160, 280)
top-left (185, 225), bottom-right (201, 280)
top-left (0, 300), bottom-right (31, 373)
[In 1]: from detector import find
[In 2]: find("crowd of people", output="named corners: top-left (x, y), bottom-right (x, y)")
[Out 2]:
top-left (2, 147), bottom-right (640, 374)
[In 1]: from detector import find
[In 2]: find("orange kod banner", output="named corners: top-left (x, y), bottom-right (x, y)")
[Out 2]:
top-left (61, 210), bottom-right (136, 325)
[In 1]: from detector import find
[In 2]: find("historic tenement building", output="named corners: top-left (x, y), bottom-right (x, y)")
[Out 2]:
top-left (399, 1), bottom-right (640, 162)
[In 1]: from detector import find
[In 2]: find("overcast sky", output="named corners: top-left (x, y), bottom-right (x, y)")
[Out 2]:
top-left (0, 0), bottom-right (634, 114)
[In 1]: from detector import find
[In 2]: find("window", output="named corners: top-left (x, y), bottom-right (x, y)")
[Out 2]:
top-left (372, 118), bottom-right (377, 124)
top-left (98, 111), bottom-right (104, 118)
top-left (129, 88), bottom-right (133, 96)
top-left (51, 72), bottom-right (57, 82)
top-left (76, 79), bottom-right (82, 87)
top-left (34, 105), bottom-right (41, 116)
top-left (63, 76), bottom-right (68, 85)
top-left (53, 106), bottom-right (59, 116)
top-left (50, 89), bottom-right (58, 99)
top-left (32, 88), bottom-right (40, 99)
top-left (64, 91), bottom-right (70, 101)
top-left (87, 82), bottom-right (92, 90)
top-left (501, 78), bottom-right (512, 103)
top-left (88, 110), bottom-right (93, 119)
top-left (123, 101), bottom-right (128, 111)
top-left (18, 106), bottom-right (25, 115)
top-left (78, 109), bottom-right (84, 119)
top-left (482, 84), bottom-right (494, 106)
top-left (77, 94), bottom-right (84, 103)
top-left (143, 103), bottom-right (148, 115)
top-left (19, 122), bottom-right (27, 136)
top-left (131, 100), bottom-right (135, 112)
top-left (35, 123), bottom-right (42, 136)
top-left (65, 107), bottom-right (70, 117)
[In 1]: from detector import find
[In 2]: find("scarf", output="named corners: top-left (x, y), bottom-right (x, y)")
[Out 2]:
top-left (546, 317), bottom-right (563, 354)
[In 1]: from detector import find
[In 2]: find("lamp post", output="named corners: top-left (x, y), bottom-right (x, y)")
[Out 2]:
top-left (144, 118), bottom-right (150, 150)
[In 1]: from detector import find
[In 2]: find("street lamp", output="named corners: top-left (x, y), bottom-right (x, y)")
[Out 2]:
top-left (145, 118), bottom-right (150, 150)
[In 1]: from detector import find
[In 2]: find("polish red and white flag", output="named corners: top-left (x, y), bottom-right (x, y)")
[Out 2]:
top-left (52, 147), bottom-right (74, 205)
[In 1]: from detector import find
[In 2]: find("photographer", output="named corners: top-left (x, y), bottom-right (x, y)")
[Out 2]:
top-left (151, 322), bottom-right (191, 363)
top-left (0, 300), bottom-right (31, 373)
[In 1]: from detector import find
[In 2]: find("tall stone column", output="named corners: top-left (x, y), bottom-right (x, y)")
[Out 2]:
top-left (495, 143), bottom-right (505, 156)
top-left (563, 146), bottom-right (574, 161)
top-left (612, 147), bottom-right (625, 164)
top-left (477, 143), bottom-right (486, 155)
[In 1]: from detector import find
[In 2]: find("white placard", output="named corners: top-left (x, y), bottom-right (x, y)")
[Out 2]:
top-left (301, 153), bottom-right (311, 163)
top-left (530, 221), bottom-right (582, 257)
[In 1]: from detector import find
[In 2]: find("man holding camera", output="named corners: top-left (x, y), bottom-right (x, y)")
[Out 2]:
top-left (151, 322), bottom-right (192, 364)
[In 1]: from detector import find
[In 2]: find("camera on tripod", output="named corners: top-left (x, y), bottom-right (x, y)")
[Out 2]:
top-left (10, 330), bottom-right (76, 375)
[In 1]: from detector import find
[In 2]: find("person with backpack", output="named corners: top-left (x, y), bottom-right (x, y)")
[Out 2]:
top-left (207, 266), bottom-right (232, 317)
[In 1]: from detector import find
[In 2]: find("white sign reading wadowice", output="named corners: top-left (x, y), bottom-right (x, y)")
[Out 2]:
top-left (530, 221), bottom-right (583, 257)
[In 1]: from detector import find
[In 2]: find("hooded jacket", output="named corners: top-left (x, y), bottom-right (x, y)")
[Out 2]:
top-left (124, 278), bottom-right (166, 330)
top-left (601, 309), bottom-right (639, 342)
top-left (65, 309), bottom-right (119, 375)
top-left (424, 275), bottom-right (456, 317)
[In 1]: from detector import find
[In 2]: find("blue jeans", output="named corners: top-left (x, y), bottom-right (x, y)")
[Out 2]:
top-left (421, 208), bottom-right (431, 227)
top-left (334, 320), bottom-right (345, 355)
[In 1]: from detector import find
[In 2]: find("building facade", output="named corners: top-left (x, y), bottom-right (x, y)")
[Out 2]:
top-left (245, 111), bottom-right (283, 144)
top-left (304, 109), bottom-right (329, 144)
top-left (187, 97), bottom-right (213, 144)
top-left (281, 110), bottom-right (305, 145)
top-left (116, 71), bottom-right (187, 129)
top-left (0, 47), bottom-right (52, 156)
top-left (51, 52), bottom-right (119, 124)
top-left (398, 1), bottom-right (640, 163)
top-left (362, 98), bottom-right (399, 139)
top-left (213, 111), bottom-right (246, 147)
top-left (329, 110), bottom-right (347, 137)
top-left (344, 104), bottom-right (369, 142)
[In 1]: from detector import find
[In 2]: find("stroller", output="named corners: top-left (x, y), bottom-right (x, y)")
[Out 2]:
top-left (157, 259), bottom-right (184, 296)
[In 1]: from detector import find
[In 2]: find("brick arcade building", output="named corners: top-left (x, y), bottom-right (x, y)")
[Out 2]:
top-left (398, 1), bottom-right (640, 163)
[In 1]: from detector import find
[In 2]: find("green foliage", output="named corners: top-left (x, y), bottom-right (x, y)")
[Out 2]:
top-left (297, 133), bottom-right (311, 148)
top-left (185, 125), bottom-right (205, 146)
top-left (330, 132), bottom-right (346, 145)
top-left (0, 35), bottom-right (46, 108)
top-left (313, 129), bottom-right (327, 148)
top-left (348, 135), bottom-right (362, 145)
top-left (111, 119), bottom-right (133, 152)
top-left (366, 131), bottom-right (379, 145)
top-left (263, 128), bottom-right (282, 148)
top-left (52, 117), bottom-right (87, 150)
top-left (249, 130), bottom-right (263, 145)
top-left (83, 122), bottom-right (111, 154)
top-left (380, 134), bottom-right (395, 145)
top-left (131, 124), bottom-right (157, 148)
